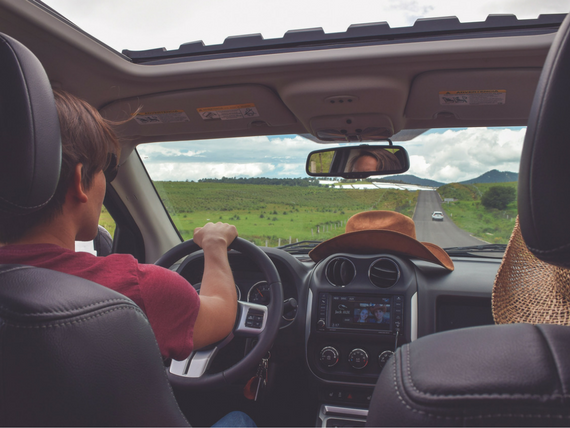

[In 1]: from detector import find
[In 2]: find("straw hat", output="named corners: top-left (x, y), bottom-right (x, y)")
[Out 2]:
top-left (308, 210), bottom-right (454, 270)
top-left (493, 216), bottom-right (570, 325)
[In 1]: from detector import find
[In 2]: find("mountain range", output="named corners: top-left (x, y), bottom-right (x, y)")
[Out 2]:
top-left (381, 169), bottom-right (518, 187)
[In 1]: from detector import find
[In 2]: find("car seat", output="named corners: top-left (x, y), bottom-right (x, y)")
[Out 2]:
top-left (366, 12), bottom-right (570, 427)
top-left (0, 33), bottom-right (189, 426)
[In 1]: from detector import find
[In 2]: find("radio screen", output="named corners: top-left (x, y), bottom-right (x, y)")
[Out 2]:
top-left (330, 295), bottom-right (393, 331)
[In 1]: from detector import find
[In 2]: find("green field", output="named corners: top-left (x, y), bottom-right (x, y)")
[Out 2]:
top-left (99, 207), bottom-right (115, 237)
top-left (150, 181), bottom-right (418, 245)
top-left (99, 180), bottom-right (518, 246)
top-left (438, 182), bottom-right (517, 244)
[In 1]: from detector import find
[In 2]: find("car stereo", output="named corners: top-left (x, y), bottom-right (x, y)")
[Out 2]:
top-left (316, 293), bottom-right (403, 335)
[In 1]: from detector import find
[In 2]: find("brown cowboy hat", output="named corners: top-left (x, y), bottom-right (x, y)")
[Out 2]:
top-left (308, 210), bottom-right (454, 271)
top-left (493, 216), bottom-right (570, 325)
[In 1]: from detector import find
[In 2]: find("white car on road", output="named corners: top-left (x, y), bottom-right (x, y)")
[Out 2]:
top-left (432, 211), bottom-right (444, 221)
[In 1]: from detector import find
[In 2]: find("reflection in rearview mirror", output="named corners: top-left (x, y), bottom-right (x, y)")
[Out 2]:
top-left (308, 150), bottom-right (335, 174)
top-left (345, 148), bottom-right (401, 173)
top-left (306, 144), bottom-right (409, 179)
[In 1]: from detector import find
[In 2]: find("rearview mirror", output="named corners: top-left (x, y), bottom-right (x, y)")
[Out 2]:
top-left (305, 144), bottom-right (409, 179)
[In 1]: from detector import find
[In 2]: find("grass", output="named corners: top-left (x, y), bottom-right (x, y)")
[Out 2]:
top-left (99, 208), bottom-right (116, 237)
top-left (99, 180), bottom-right (517, 246)
top-left (438, 182), bottom-right (518, 244)
top-left (152, 181), bottom-right (418, 245)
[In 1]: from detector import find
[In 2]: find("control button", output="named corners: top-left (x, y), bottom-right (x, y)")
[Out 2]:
top-left (378, 350), bottom-right (394, 369)
top-left (245, 309), bottom-right (264, 329)
top-left (317, 319), bottom-right (326, 329)
top-left (348, 348), bottom-right (368, 370)
top-left (319, 346), bottom-right (339, 368)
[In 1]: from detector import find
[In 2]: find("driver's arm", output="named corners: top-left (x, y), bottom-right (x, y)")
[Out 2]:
top-left (191, 222), bottom-right (238, 350)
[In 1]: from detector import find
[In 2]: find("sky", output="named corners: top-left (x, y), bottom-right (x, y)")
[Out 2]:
top-left (43, 0), bottom-right (568, 183)
top-left (137, 127), bottom-right (526, 184)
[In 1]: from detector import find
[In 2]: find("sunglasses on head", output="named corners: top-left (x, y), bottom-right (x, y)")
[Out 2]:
top-left (104, 153), bottom-right (119, 183)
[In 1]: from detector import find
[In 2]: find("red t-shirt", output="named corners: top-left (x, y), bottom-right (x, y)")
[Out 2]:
top-left (0, 243), bottom-right (200, 361)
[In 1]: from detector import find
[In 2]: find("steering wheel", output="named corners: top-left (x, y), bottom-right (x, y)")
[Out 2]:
top-left (155, 237), bottom-right (283, 390)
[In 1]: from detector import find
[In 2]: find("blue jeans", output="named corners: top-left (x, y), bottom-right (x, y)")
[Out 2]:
top-left (211, 411), bottom-right (256, 427)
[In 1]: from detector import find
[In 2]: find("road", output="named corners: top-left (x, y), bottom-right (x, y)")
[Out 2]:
top-left (413, 190), bottom-right (485, 248)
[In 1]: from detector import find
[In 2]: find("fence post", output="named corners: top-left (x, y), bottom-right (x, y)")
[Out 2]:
top-left (278, 238), bottom-right (281, 246)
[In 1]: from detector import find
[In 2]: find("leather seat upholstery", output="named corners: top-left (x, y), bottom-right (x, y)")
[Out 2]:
top-left (0, 265), bottom-right (189, 426)
top-left (367, 324), bottom-right (570, 426)
top-left (366, 12), bottom-right (570, 427)
top-left (0, 33), bottom-right (189, 426)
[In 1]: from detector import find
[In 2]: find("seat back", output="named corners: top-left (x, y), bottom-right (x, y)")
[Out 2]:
top-left (0, 265), bottom-right (189, 426)
top-left (0, 33), bottom-right (188, 426)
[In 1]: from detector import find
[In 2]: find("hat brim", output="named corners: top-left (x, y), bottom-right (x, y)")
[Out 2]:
top-left (308, 230), bottom-right (454, 271)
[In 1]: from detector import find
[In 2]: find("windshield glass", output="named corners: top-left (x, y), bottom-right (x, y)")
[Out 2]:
top-left (139, 127), bottom-right (523, 254)
top-left (40, 1), bottom-right (568, 52)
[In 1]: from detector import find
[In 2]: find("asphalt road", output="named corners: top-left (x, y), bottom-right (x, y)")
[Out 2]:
top-left (413, 190), bottom-right (485, 249)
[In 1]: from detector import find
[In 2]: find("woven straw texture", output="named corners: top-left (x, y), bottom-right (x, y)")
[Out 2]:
top-left (493, 217), bottom-right (570, 325)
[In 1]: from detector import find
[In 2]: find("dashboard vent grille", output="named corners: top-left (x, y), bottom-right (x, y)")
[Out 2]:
top-left (369, 258), bottom-right (400, 288)
top-left (325, 257), bottom-right (355, 286)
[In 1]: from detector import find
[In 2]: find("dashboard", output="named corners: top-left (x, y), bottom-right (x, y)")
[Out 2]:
top-left (175, 247), bottom-right (499, 411)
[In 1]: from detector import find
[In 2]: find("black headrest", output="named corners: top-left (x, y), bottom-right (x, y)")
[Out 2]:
top-left (518, 14), bottom-right (570, 269)
top-left (0, 33), bottom-right (61, 215)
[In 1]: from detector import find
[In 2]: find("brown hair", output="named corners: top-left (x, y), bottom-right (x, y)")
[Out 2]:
top-left (0, 90), bottom-right (120, 243)
top-left (348, 149), bottom-right (401, 172)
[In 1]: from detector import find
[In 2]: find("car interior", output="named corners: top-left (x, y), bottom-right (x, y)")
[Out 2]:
top-left (1, 1), bottom-right (570, 426)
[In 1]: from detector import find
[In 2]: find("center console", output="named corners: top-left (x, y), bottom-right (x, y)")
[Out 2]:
top-left (306, 254), bottom-right (417, 425)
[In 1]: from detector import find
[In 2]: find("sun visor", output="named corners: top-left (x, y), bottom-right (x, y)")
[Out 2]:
top-left (405, 69), bottom-right (541, 121)
top-left (100, 84), bottom-right (297, 141)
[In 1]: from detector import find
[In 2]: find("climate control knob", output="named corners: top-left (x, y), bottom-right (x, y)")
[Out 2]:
top-left (348, 348), bottom-right (369, 370)
top-left (378, 350), bottom-right (394, 369)
top-left (319, 346), bottom-right (339, 368)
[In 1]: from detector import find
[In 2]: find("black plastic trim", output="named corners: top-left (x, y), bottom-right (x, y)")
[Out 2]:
top-left (123, 14), bottom-right (565, 64)
top-left (103, 184), bottom-right (145, 263)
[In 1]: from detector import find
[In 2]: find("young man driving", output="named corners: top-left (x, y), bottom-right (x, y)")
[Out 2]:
top-left (0, 90), bottom-right (238, 362)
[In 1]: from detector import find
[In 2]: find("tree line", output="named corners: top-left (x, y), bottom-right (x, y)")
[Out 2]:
top-left (197, 177), bottom-right (322, 187)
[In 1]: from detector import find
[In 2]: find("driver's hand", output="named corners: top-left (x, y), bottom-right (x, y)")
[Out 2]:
top-left (193, 222), bottom-right (238, 251)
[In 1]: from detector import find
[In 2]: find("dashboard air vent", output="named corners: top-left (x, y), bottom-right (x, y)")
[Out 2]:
top-left (325, 257), bottom-right (355, 286)
top-left (369, 258), bottom-right (400, 288)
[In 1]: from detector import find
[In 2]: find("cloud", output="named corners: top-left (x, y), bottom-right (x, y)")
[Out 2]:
top-left (137, 135), bottom-right (334, 165)
top-left (142, 162), bottom-right (277, 181)
top-left (406, 127), bottom-right (525, 182)
top-left (137, 127), bottom-right (525, 183)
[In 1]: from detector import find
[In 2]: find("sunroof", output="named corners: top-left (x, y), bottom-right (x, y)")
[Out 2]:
top-left (40, 0), bottom-right (569, 53)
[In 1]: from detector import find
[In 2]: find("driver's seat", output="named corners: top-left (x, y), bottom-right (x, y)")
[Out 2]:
top-left (0, 34), bottom-right (189, 426)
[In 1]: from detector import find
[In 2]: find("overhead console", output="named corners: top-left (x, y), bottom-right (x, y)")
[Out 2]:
top-left (280, 75), bottom-right (408, 141)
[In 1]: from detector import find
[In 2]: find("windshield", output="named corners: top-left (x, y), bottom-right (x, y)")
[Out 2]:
top-left (139, 127), bottom-right (523, 255)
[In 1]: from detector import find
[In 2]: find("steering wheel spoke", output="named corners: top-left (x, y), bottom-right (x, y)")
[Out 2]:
top-left (235, 301), bottom-right (268, 337)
